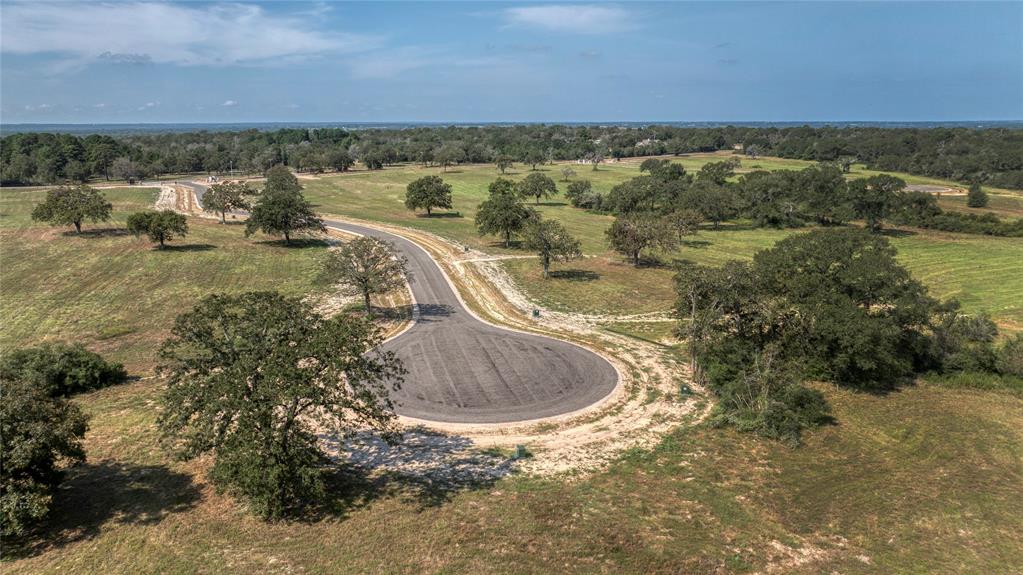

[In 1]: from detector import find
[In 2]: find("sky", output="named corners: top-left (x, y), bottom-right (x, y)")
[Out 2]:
top-left (1, 1), bottom-right (1021, 124)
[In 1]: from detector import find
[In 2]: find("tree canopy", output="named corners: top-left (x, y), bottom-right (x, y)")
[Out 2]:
top-left (320, 237), bottom-right (412, 315)
top-left (157, 291), bottom-right (405, 519)
top-left (404, 175), bottom-right (453, 216)
top-left (1, 377), bottom-right (88, 536)
top-left (475, 178), bottom-right (536, 247)
top-left (605, 213), bottom-right (677, 265)
top-left (244, 166), bottom-right (324, 244)
top-left (127, 210), bottom-right (189, 249)
top-left (31, 184), bottom-right (112, 233)
top-left (517, 172), bottom-right (558, 205)
top-left (202, 181), bottom-right (252, 224)
top-left (522, 217), bottom-right (582, 278)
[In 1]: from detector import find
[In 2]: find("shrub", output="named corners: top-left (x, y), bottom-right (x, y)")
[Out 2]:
top-left (966, 183), bottom-right (989, 208)
top-left (0, 343), bottom-right (128, 397)
top-left (998, 334), bottom-right (1023, 377)
top-left (1, 378), bottom-right (88, 537)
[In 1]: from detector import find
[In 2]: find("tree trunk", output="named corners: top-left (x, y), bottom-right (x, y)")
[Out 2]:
top-left (284, 230), bottom-right (291, 244)
top-left (220, 211), bottom-right (227, 224)
top-left (504, 230), bottom-right (511, 248)
top-left (535, 196), bottom-right (540, 205)
top-left (74, 220), bottom-right (82, 234)
top-left (363, 290), bottom-right (372, 316)
top-left (542, 256), bottom-right (550, 279)
top-left (159, 236), bottom-right (165, 249)
top-left (427, 206), bottom-right (432, 216)
top-left (633, 251), bottom-right (640, 265)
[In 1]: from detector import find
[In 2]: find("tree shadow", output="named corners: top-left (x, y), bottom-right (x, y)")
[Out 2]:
top-left (417, 212), bottom-right (463, 218)
top-left (159, 243), bottom-right (216, 252)
top-left (5, 462), bottom-right (201, 559)
top-left (63, 228), bottom-right (129, 238)
top-left (413, 303), bottom-right (455, 322)
top-left (319, 427), bottom-right (515, 512)
top-left (254, 238), bottom-right (331, 249)
top-left (880, 228), bottom-right (918, 238)
top-left (535, 201), bottom-right (568, 207)
top-left (680, 239), bottom-right (712, 249)
top-left (484, 239), bottom-right (524, 249)
top-left (548, 269), bottom-right (599, 282)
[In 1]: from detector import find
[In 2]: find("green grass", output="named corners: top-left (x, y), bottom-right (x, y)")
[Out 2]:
top-left (4, 378), bottom-right (1021, 573)
top-left (0, 187), bottom-right (330, 373)
top-left (299, 160), bottom-right (1022, 330)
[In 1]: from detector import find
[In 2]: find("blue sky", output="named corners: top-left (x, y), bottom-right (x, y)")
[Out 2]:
top-left (1, 1), bottom-right (1021, 123)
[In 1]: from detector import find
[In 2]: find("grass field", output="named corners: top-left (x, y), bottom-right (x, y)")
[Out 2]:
top-left (300, 160), bottom-right (1023, 330)
top-left (3, 159), bottom-right (1023, 573)
top-left (0, 187), bottom-right (331, 373)
top-left (4, 377), bottom-right (1020, 574)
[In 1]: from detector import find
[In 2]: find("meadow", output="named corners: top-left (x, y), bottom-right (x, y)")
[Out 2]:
top-left (302, 156), bottom-right (1023, 330)
top-left (3, 156), bottom-right (1022, 573)
top-left (0, 187), bottom-right (331, 372)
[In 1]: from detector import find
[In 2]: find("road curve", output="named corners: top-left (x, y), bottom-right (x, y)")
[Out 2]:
top-left (180, 181), bottom-right (618, 424)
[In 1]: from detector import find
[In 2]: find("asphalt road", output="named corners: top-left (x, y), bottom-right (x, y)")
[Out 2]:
top-left (180, 181), bottom-right (618, 424)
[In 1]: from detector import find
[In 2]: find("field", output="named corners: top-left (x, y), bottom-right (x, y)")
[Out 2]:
top-left (4, 377), bottom-right (1020, 573)
top-left (301, 157), bottom-right (1023, 330)
top-left (3, 156), bottom-right (1023, 573)
top-left (0, 187), bottom-right (331, 372)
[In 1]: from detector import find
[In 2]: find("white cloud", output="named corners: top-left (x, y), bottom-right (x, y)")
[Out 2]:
top-left (138, 101), bottom-right (159, 111)
top-left (1, 2), bottom-right (379, 67)
top-left (222, 100), bottom-right (238, 107)
top-left (503, 5), bottom-right (634, 34)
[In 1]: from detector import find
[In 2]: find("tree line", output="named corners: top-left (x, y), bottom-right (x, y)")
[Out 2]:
top-left (4, 124), bottom-right (1021, 189)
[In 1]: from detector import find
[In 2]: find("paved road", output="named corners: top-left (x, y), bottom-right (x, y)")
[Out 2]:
top-left (181, 181), bottom-right (618, 423)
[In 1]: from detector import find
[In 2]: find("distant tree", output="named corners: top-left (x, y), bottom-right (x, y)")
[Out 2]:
top-left (565, 180), bottom-right (594, 208)
top-left (110, 156), bottom-right (140, 182)
top-left (967, 183), bottom-right (989, 208)
top-left (324, 149), bottom-right (354, 172)
top-left (697, 160), bottom-right (738, 185)
top-left (1, 377), bottom-right (88, 537)
top-left (31, 184), bottom-right (112, 234)
top-left (0, 343), bottom-right (127, 397)
top-left (158, 291), bottom-right (405, 519)
top-left (320, 237), bottom-right (412, 315)
top-left (522, 217), bottom-right (582, 279)
top-left (639, 158), bottom-right (669, 174)
top-left (245, 166), bottom-right (324, 244)
top-left (518, 172), bottom-right (558, 205)
top-left (475, 178), bottom-right (535, 247)
top-left (127, 210), bottom-right (189, 249)
top-left (404, 175), bottom-right (453, 216)
top-left (587, 151), bottom-right (605, 171)
top-left (360, 148), bottom-right (386, 170)
top-left (202, 181), bottom-right (252, 224)
top-left (522, 148), bottom-right (545, 171)
top-left (435, 145), bottom-right (465, 172)
top-left (685, 181), bottom-right (738, 228)
top-left (668, 208), bottom-right (703, 242)
top-left (848, 174), bottom-right (904, 232)
top-left (606, 213), bottom-right (678, 265)
top-left (799, 165), bottom-right (851, 225)
top-left (495, 155), bottom-right (514, 174)
top-left (998, 334), bottom-right (1023, 377)
top-left (560, 166), bottom-right (576, 182)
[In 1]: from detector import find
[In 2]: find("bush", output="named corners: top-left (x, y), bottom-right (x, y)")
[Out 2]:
top-left (998, 334), bottom-right (1023, 377)
top-left (1, 378), bottom-right (88, 537)
top-left (0, 343), bottom-right (128, 397)
top-left (966, 183), bottom-right (989, 208)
